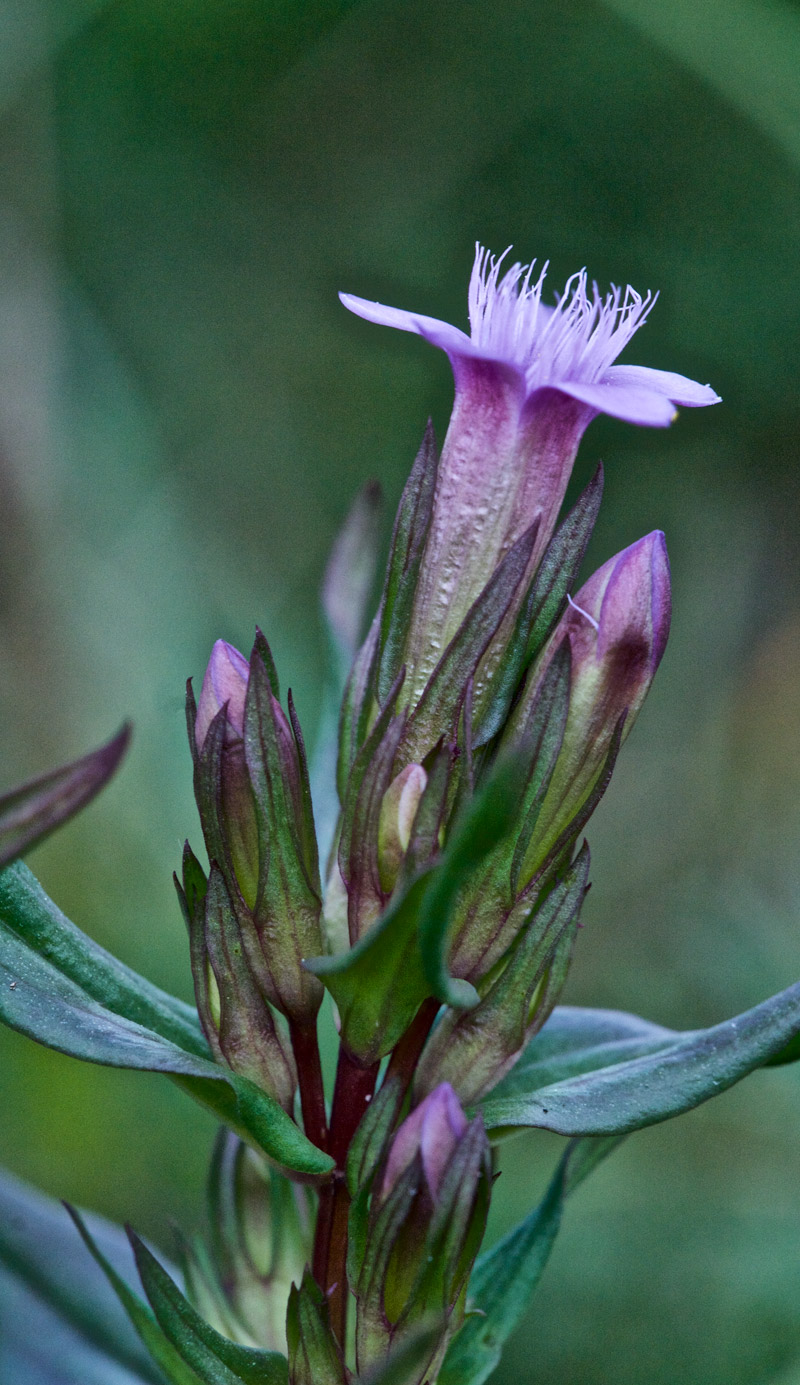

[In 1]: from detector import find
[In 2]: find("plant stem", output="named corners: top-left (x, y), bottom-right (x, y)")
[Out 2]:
top-left (312, 1045), bottom-right (379, 1346)
top-left (289, 1017), bottom-right (329, 1152)
top-left (383, 997), bottom-right (439, 1096)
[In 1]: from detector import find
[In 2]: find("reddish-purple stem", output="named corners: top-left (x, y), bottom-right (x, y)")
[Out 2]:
top-left (289, 1017), bottom-right (329, 1153)
top-left (312, 1046), bottom-right (379, 1346)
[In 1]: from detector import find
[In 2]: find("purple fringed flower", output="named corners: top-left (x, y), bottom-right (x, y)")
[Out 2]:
top-left (341, 246), bottom-right (718, 700)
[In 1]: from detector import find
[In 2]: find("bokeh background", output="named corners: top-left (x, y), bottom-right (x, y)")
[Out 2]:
top-left (2, 0), bottom-right (800, 1380)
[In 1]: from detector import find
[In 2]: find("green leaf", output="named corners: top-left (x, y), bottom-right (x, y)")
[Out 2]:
top-left (0, 859), bottom-right (206, 1055)
top-left (438, 1137), bottom-right (620, 1385)
top-left (485, 1005), bottom-right (677, 1102)
top-left (131, 1233), bottom-right (288, 1385)
top-left (479, 980), bottom-right (800, 1137)
top-left (416, 754), bottom-right (526, 1009)
top-left (0, 724), bottom-right (131, 868)
top-left (68, 1207), bottom-right (205, 1385)
top-left (306, 871), bottom-right (432, 1062)
top-left (0, 864), bottom-right (332, 1176)
top-left (0, 1168), bottom-right (164, 1385)
top-left (309, 747), bottom-right (526, 1058)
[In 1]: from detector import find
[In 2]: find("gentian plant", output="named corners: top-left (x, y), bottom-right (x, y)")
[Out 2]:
top-left (1, 244), bottom-right (798, 1385)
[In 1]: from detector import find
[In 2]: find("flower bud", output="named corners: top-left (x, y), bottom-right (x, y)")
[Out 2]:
top-left (377, 762), bottom-right (428, 893)
top-left (191, 634), bottom-right (324, 1026)
top-left (355, 1084), bottom-right (490, 1380)
top-left (195, 639), bottom-right (259, 906)
top-left (178, 857), bottom-right (297, 1112)
top-left (380, 1081), bottom-right (468, 1202)
top-left (195, 638), bottom-right (249, 747)
top-left (515, 530), bottom-right (671, 886)
top-left (182, 1131), bottom-right (313, 1353)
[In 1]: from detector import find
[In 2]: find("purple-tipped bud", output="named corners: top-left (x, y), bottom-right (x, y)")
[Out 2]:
top-left (356, 1082), bottom-right (490, 1378)
top-left (194, 639), bottom-right (260, 906)
top-left (195, 639), bottom-right (249, 749)
top-left (380, 1082), bottom-right (468, 1203)
top-left (190, 634), bottom-right (324, 1027)
top-left (516, 529), bottom-right (671, 885)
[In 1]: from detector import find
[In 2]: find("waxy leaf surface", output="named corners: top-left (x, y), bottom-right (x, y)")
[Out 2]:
top-left (479, 984), bottom-right (800, 1136)
top-left (0, 1169), bottom-right (164, 1385)
top-left (0, 863), bottom-right (332, 1176)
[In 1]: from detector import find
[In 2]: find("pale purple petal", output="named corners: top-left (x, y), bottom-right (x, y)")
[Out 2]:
top-left (552, 378), bottom-right (677, 427)
top-left (381, 1082), bottom-right (468, 1201)
top-left (602, 364), bottom-right (721, 407)
top-left (339, 292), bottom-right (471, 356)
top-left (195, 639), bottom-right (249, 749)
top-left (419, 1083), bottom-right (468, 1196)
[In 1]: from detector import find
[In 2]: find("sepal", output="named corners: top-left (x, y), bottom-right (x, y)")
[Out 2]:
top-left (474, 464), bottom-right (603, 747)
top-left (399, 521), bottom-right (538, 763)
top-left (197, 866), bottom-right (298, 1112)
top-left (286, 1270), bottom-right (348, 1385)
top-left (377, 421), bottom-right (439, 704)
top-left (415, 844), bottom-right (590, 1104)
top-left (242, 640), bottom-right (324, 1023)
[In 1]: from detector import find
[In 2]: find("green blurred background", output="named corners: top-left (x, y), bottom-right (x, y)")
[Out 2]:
top-left (3, 0), bottom-right (800, 1379)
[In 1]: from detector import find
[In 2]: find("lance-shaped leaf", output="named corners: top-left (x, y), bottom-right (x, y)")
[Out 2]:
top-left (377, 421), bottom-right (439, 704)
top-left (286, 1271), bottom-right (347, 1385)
top-left (1, 860), bottom-right (206, 1055)
top-left (307, 871), bottom-right (432, 1062)
top-left (438, 1136), bottom-right (620, 1385)
top-left (474, 467), bottom-right (603, 748)
top-left (478, 979), bottom-right (800, 1137)
top-left (416, 751), bottom-right (528, 1009)
top-left (0, 863), bottom-right (332, 1177)
top-left (130, 1232), bottom-right (289, 1385)
top-left (68, 1208), bottom-right (205, 1385)
top-left (485, 1004), bottom-right (678, 1100)
top-left (400, 521), bottom-right (538, 763)
top-left (416, 846), bottom-right (590, 1105)
top-left (0, 724), bottom-right (131, 869)
top-left (0, 1169), bottom-right (164, 1385)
